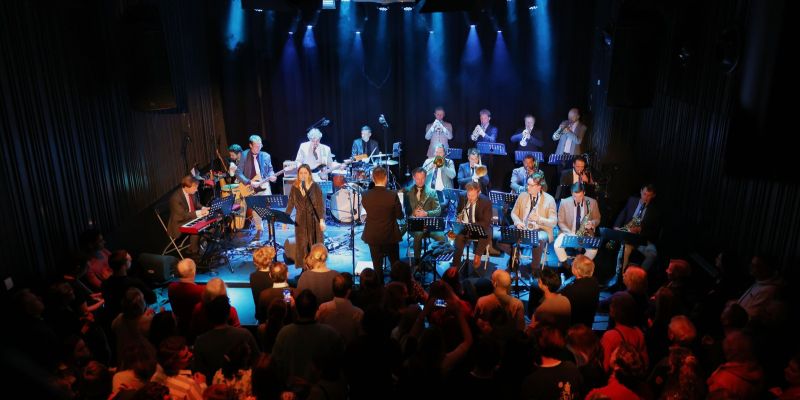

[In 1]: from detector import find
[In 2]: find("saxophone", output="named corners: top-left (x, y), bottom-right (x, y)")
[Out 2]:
top-left (575, 201), bottom-right (595, 237)
top-left (620, 215), bottom-right (642, 232)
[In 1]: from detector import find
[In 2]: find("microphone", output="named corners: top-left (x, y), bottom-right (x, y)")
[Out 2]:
top-left (321, 118), bottom-right (330, 127)
top-left (302, 180), bottom-right (307, 191)
top-left (379, 114), bottom-right (388, 128)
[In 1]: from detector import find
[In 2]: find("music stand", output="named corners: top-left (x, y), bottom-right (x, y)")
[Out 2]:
top-left (477, 142), bottom-right (507, 156)
top-left (317, 181), bottom-right (333, 196)
top-left (452, 222), bottom-right (490, 275)
top-left (209, 196), bottom-right (235, 216)
top-left (489, 191), bottom-right (517, 226)
top-left (448, 148), bottom-right (463, 160)
top-left (500, 226), bottom-right (539, 297)
top-left (548, 153), bottom-right (576, 165)
top-left (245, 196), bottom-right (296, 250)
top-left (515, 150), bottom-right (544, 164)
top-left (599, 227), bottom-right (645, 247)
top-left (560, 235), bottom-right (602, 249)
top-left (442, 188), bottom-right (465, 224)
top-left (408, 217), bottom-right (446, 281)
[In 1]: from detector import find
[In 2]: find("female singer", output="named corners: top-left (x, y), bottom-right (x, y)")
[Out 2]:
top-left (285, 164), bottom-right (325, 269)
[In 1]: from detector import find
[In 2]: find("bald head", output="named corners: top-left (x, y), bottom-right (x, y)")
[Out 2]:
top-left (203, 278), bottom-right (227, 304)
top-left (176, 259), bottom-right (196, 281)
top-left (492, 270), bottom-right (512, 292)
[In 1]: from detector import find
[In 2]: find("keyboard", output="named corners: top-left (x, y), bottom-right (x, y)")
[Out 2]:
top-left (179, 215), bottom-right (221, 235)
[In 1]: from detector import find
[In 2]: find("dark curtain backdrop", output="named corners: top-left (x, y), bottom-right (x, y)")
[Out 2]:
top-left (0, 0), bottom-right (226, 284)
top-left (215, 0), bottom-right (597, 189)
top-left (588, 0), bottom-right (800, 268)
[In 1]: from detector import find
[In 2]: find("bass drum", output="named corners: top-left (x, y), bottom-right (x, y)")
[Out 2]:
top-left (330, 184), bottom-right (367, 224)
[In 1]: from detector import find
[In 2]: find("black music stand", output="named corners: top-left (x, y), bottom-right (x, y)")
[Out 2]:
top-left (489, 191), bottom-right (517, 226)
top-left (477, 142), bottom-right (507, 156)
top-left (452, 222), bottom-right (490, 275)
top-left (548, 153), bottom-right (576, 165)
top-left (448, 148), bottom-right (463, 160)
top-left (599, 227), bottom-right (645, 289)
top-left (442, 188), bottom-right (465, 223)
top-left (209, 196), bottom-right (235, 216)
top-left (560, 235), bottom-right (602, 250)
top-left (246, 196), bottom-right (295, 250)
top-left (408, 217), bottom-right (446, 281)
top-left (514, 150), bottom-right (544, 164)
top-left (500, 227), bottom-right (539, 297)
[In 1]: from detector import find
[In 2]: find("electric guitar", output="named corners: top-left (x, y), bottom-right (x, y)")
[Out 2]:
top-left (240, 161), bottom-right (298, 197)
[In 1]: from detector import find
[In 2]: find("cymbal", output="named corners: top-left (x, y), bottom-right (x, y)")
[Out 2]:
top-left (370, 153), bottom-right (391, 158)
top-left (378, 160), bottom-right (398, 166)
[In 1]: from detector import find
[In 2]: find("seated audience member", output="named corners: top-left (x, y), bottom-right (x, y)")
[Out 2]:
top-left (474, 269), bottom-right (525, 331)
top-left (270, 289), bottom-right (345, 383)
top-left (111, 287), bottom-right (154, 358)
top-left (587, 342), bottom-right (648, 399)
top-left (193, 296), bottom-right (260, 383)
top-left (102, 250), bottom-right (155, 326)
top-left (316, 273), bottom-right (364, 346)
top-left (211, 341), bottom-right (254, 398)
top-left (79, 229), bottom-right (113, 291)
top-left (770, 352), bottom-right (800, 400)
top-left (567, 324), bottom-right (607, 392)
top-left (600, 292), bottom-right (648, 372)
top-left (297, 244), bottom-right (340, 304)
top-left (190, 278), bottom-right (241, 338)
top-left (527, 268), bottom-right (571, 332)
top-left (559, 255), bottom-right (600, 329)
top-left (249, 245), bottom-right (277, 314)
top-left (349, 267), bottom-right (384, 310)
top-left (157, 336), bottom-right (207, 400)
top-left (167, 259), bottom-right (204, 336)
top-left (520, 324), bottom-right (583, 400)
top-left (706, 330), bottom-right (765, 399)
top-left (737, 254), bottom-right (785, 322)
top-left (648, 315), bottom-right (704, 399)
top-left (256, 262), bottom-right (294, 324)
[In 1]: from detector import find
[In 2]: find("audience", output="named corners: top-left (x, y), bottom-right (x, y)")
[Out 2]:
top-left (527, 268), bottom-right (572, 332)
top-left (168, 259), bottom-right (205, 336)
top-left (79, 229), bottom-right (113, 291)
top-left (157, 336), bottom-right (207, 400)
top-left (566, 324), bottom-right (607, 391)
top-left (189, 278), bottom-right (241, 338)
top-left (587, 342), bottom-right (648, 399)
top-left (192, 296), bottom-right (260, 382)
top-left (211, 341), bottom-right (253, 399)
top-left (256, 262), bottom-right (294, 324)
top-left (101, 250), bottom-right (156, 325)
top-left (559, 254), bottom-right (600, 328)
top-left (706, 330), bottom-right (765, 399)
top-left (249, 245), bottom-right (277, 317)
top-left (474, 269), bottom-right (525, 331)
top-left (390, 261), bottom-right (428, 304)
top-left (297, 244), bottom-right (340, 304)
top-left (316, 273), bottom-right (363, 345)
top-left (520, 324), bottom-right (583, 399)
top-left (601, 291), bottom-right (648, 372)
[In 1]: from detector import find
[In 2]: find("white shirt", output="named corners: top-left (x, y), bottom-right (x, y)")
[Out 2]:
top-left (296, 142), bottom-right (332, 172)
top-left (526, 194), bottom-right (540, 227)
top-left (563, 121), bottom-right (578, 154)
top-left (183, 190), bottom-right (195, 213)
top-left (253, 153), bottom-right (262, 177)
top-left (434, 168), bottom-right (444, 191)
top-left (462, 201), bottom-right (477, 224)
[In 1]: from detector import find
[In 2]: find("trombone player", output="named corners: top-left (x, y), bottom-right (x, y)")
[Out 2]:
top-left (510, 154), bottom-right (540, 194)
top-left (507, 174), bottom-right (557, 268)
top-left (554, 183), bottom-right (601, 270)
top-left (457, 148), bottom-right (490, 195)
top-left (403, 168), bottom-right (445, 265)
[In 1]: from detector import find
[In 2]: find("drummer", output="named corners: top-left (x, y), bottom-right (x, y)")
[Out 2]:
top-left (351, 125), bottom-right (380, 160)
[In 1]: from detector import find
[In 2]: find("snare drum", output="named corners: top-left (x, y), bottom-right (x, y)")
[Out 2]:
top-left (351, 165), bottom-right (371, 182)
top-left (330, 184), bottom-right (367, 224)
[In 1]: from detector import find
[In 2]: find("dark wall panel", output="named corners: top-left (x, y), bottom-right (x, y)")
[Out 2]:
top-left (0, 0), bottom-right (227, 285)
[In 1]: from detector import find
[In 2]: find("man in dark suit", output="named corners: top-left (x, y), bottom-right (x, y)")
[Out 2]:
top-left (453, 182), bottom-right (493, 275)
top-left (509, 114), bottom-right (544, 152)
top-left (404, 167), bottom-right (444, 265)
top-left (456, 148), bottom-right (490, 194)
top-left (236, 134), bottom-right (276, 237)
top-left (351, 125), bottom-right (380, 159)
top-left (614, 183), bottom-right (661, 270)
top-left (361, 167), bottom-right (403, 283)
top-left (555, 156), bottom-right (594, 199)
top-left (470, 109), bottom-right (499, 143)
top-left (168, 175), bottom-right (209, 255)
top-left (559, 254), bottom-right (600, 328)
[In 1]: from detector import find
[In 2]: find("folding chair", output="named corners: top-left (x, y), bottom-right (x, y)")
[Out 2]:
top-left (154, 207), bottom-right (189, 259)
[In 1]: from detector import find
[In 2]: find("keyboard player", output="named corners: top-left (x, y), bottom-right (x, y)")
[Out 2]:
top-left (168, 175), bottom-right (210, 257)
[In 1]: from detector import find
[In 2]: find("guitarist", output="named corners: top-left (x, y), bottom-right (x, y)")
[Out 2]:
top-left (237, 134), bottom-right (277, 237)
top-left (295, 128), bottom-right (335, 180)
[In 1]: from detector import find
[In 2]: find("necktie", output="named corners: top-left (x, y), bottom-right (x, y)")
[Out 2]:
top-left (313, 145), bottom-right (318, 160)
top-left (431, 167), bottom-right (438, 189)
top-left (636, 203), bottom-right (646, 219)
top-left (467, 202), bottom-right (473, 223)
top-left (188, 194), bottom-right (195, 213)
top-left (575, 202), bottom-right (582, 232)
top-left (416, 187), bottom-right (422, 201)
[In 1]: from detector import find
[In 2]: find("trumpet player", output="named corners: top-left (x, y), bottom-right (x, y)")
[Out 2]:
top-left (510, 154), bottom-right (540, 193)
top-left (470, 109), bottom-right (498, 143)
top-left (554, 183), bottom-right (601, 268)
top-left (555, 156), bottom-right (594, 199)
top-left (552, 108), bottom-right (587, 155)
top-left (510, 114), bottom-right (543, 151)
top-left (457, 148), bottom-right (490, 194)
top-left (404, 168), bottom-right (445, 265)
top-left (422, 144), bottom-right (456, 191)
top-left (614, 184), bottom-right (660, 270)
top-left (425, 106), bottom-right (454, 158)
top-left (452, 182), bottom-right (493, 274)
top-left (509, 175), bottom-right (557, 267)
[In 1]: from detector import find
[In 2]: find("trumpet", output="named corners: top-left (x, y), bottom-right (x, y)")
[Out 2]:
top-left (552, 120), bottom-right (570, 141)
top-left (471, 125), bottom-right (484, 141)
top-left (520, 128), bottom-right (530, 147)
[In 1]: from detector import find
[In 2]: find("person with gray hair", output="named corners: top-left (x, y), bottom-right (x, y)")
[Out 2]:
top-left (189, 278), bottom-right (241, 338)
top-left (168, 259), bottom-right (205, 336)
top-left (560, 254), bottom-right (600, 328)
top-left (425, 106), bottom-right (454, 157)
top-left (295, 128), bottom-right (335, 177)
top-left (236, 134), bottom-right (277, 238)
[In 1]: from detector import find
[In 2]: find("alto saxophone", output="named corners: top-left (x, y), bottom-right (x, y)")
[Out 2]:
top-left (471, 125), bottom-right (484, 141)
top-left (620, 215), bottom-right (642, 232)
top-left (575, 201), bottom-right (595, 237)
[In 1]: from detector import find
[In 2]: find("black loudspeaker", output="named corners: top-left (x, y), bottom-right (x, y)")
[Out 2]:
top-left (606, 4), bottom-right (662, 108)
top-left (283, 238), bottom-right (296, 265)
top-left (120, 5), bottom-right (176, 111)
top-left (138, 253), bottom-right (178, 284)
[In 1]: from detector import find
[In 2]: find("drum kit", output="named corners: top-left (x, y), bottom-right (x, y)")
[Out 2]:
top-left (329, 152), bottom-right (398, 224)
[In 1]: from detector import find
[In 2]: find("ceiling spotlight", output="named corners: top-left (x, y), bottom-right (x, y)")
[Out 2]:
top-left (429, 30), bottom-right (434, 34)
top-left (378, 6), bottom-right (388, 11)
top-left (470, 24), bottom-right (476, 28)
top-left (355, 30), bottom-right (361, 34)
top-left (289, 31), bottom-right (294, 35)
top-left (497, 30), bottom-right (502, 33)
top-left (403, 6), bottom-right (412, 11)
top-left (254, 8), bottom-right (263, 12)
top-left (307, 25), bottom-right (313, 29)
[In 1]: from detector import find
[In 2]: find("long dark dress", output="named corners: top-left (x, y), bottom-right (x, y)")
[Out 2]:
top-left (285, 182), bottom-right (324, 268)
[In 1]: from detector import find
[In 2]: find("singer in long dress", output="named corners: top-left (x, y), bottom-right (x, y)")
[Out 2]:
top-left (285, 164), bottom-right (325, 269)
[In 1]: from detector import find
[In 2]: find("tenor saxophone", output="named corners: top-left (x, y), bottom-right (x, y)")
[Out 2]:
top-left (575, 201), bottom-right (595, 237)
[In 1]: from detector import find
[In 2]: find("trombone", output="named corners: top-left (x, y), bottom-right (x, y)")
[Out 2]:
top-left (473, 155), bottom-right (487, 179)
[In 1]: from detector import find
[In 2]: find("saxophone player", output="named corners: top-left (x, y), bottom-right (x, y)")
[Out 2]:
top-left (555, 156), bottom-right (594, 199)
top-left (404, 168), bottom-right (445, 265)
top-left (554, 183), bottom-right (601, 269)
top-left (507, 175), bottom-right (557, 267)
top-left (614, 184), bottom-right (660, 270)
top-left (452, 182), bottom-right (493, 275)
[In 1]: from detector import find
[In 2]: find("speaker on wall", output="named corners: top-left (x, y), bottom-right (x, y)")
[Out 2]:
top-left (120, 4), bottom-right (176, 111)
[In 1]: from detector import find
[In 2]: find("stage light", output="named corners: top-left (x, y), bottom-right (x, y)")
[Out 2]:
top-left (356, 30), bottom-right (361, 34)
top-left (254, 8), bottom-right (263, 12)
top-left (403, 6), bottom-right (412, 11)
top-left (289, 31), bottom-right (294, 35)
top-left (307, 25), bottom-right (313, 29)
top-left (378, 6), bottom-right (388, 11)
top-left (470, 24), bottom-right (476, 28)
top-left (497, 30), bottom-right (502, 33)
top-left (429, 30), bottom-right (434, 34)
